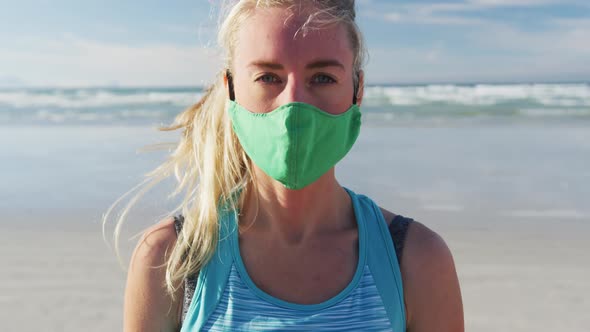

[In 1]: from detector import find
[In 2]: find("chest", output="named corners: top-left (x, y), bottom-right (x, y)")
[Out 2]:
top-left (238, 230), bottom-right (359, 304)
top-left (201, 265), bottom-right (394, 332)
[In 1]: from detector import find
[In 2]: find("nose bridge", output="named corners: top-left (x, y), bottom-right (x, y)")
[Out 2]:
top-left (280, 74), bottom-right (307, 104)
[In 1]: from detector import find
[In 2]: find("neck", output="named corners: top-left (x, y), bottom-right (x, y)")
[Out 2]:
top-left (240, 166), bottom-right (354, 244)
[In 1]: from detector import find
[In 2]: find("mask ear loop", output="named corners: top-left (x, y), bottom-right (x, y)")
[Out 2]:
top-left (352, 71), bottom-right (359, 105)
top-left (226, 69), bottom-right (236, 101)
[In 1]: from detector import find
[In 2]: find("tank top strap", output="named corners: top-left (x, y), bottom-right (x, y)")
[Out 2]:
top-left (346, 188), bottom-right (407, 332)
top-left (178, 210), bottom-right (237, 332)
top-left (177, 189), bottom-right (408, 331)
top-left (172, 215), bottom-right (197, 324)
top-left (389, 214), bottom-right (413, 265)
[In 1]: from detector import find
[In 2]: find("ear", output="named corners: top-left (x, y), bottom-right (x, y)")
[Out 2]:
top-left (356, 70), bottom-right (365, 106)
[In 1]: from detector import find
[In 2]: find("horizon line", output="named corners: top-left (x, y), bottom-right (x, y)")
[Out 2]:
top-left (1, 79), bottom-right (589, 90)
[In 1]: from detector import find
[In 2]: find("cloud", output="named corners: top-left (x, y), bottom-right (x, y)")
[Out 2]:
top-left (380, 9), bottom-right (487, 25)
top-left (466, 0), bottom-right (562, 7)
top-left (357, 0), bottom-right (590, 82)
top-left (366, 46), bottom-right (589, 84)
top-left (365, 3), bottom-right (489, 26)
top-left (364, 17), bottom-right (590, 83)
top-left (2, 1), bottom-right (587, 86)
top-left (0, 35), bottom-right (224, 87)
top-left (468, 20), bottom-right (590, 55)
top-left (363, 0), bottom-right (586, 26)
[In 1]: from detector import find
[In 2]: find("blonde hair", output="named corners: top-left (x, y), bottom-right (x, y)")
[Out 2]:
top-left (103, 0), bottom-right (367, 302)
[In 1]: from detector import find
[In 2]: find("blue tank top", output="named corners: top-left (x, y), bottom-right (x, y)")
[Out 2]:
top-left (180, 188), bottom-right (406, 331)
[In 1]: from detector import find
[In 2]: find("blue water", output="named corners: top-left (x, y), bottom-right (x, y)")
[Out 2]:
top-left (1, 83), bottom-right (589, 126)
top-left (1, 83), bottom-right (589, 225)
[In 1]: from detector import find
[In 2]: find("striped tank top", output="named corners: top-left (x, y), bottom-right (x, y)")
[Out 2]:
top-left (174, 188), bottom-right (413, 331)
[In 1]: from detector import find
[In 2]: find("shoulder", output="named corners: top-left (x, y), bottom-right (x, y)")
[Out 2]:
top-left (379, 207), bottom-right (397, 225)
top-left (401, 221), bottom-right (464, 332)
top-left (131, 217), bottom-right (179, 265)
top-left (124, 217), bottom-right (183, 332)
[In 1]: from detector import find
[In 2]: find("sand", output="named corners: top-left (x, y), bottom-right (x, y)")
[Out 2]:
top-left (2, 124), bottom-right (589, 331)
top-left (1, 209), bottom-right (589, 332)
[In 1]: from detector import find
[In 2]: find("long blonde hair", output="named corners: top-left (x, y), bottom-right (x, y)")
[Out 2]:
top-left (103, 0), bottom-right (367, 300)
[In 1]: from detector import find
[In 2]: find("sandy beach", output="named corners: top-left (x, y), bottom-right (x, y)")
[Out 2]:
top-left (2, 124), bottom-right (589, 331)
top-left (2, 210), bottom-right (589, 331)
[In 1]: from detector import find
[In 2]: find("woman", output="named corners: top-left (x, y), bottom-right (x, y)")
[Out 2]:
top-left (119, 0), bottom-right (463, 331)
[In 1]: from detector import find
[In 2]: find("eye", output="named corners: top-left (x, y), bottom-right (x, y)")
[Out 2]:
top-left (255, 73), bottom-right (282, 84)
top-left (311, 74), bottom-right (336, 85)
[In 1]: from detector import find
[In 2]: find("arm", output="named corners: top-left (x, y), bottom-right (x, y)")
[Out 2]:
top-left (402, 221), bottom-right (464, 332)
top-left (124, 217), bottom-right (183, 332)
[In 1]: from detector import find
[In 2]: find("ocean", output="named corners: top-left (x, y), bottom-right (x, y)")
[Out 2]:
top-left (1, 83), bottom-right (589, 126)
top-left (1, 83), bottom-right (589, 222)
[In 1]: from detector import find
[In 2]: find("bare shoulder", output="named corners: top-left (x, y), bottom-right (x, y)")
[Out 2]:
top-left (402, 221), bottom-right (464, 332)
top-left (404, 221), bottom-right (450, 260)
top-left (379, 207), bottom-right (397, 225)
top-left (131, 217), bottom-right (178, 266)
top-left (124, 217), bottom-right (183, 332)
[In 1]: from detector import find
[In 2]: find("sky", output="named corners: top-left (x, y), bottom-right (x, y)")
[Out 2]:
top-left (0, 0), bottom-right (589, 87)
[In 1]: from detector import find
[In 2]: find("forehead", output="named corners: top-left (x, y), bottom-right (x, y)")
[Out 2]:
top-left (233, 7), bottom-right (353, 69)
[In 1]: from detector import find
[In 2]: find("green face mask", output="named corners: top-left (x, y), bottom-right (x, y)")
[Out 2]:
top-left (228, 100), bottom-right (361, 190)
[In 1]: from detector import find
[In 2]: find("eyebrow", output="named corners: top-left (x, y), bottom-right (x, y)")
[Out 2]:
top-left (248, 61), bottom-right (284, 70)
top-left (248, 59), bottom-right (345, 71)
top-left (306, 59), bottom-right (345, 71)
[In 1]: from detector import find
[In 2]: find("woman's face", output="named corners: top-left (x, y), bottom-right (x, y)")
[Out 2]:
top-left (230, 7), bottom-right (361, 115)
